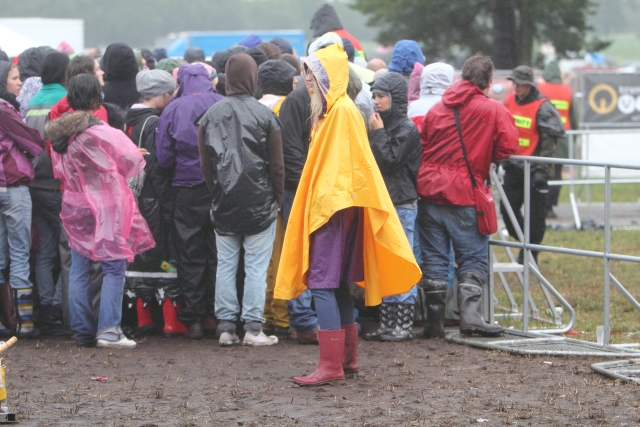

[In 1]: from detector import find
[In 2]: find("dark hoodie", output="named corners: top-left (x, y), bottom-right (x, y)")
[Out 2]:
top-left (17, 46), bottom-right (50, 81)
top-left (369, 72), bottom-right (421, 206)
top-left (311, 4), bottom-right (343, 37)
top-left (41, 52), bottom-right (70, 85)
top-left (258, 60), bottom-right (296, 96)
top-left (198, 53), bottom-right (284, 235)
top-left (102, 43), bottom-right (141, 110)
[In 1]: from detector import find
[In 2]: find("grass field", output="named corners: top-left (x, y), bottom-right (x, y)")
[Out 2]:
top-left (557, 183), bottom-right (640, 204)
top-left (494, 228), bottom-right (640, 345)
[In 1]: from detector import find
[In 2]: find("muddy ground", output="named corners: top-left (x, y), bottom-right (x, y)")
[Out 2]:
top-left (3, 322), bottom-right (640, 427)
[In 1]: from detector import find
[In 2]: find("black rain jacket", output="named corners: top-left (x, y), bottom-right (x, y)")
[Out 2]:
top-left (369, 72), bottom-right (421, 206)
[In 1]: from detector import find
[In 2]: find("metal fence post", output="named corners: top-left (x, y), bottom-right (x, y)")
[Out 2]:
top-left (603, 166), bottom-right (611, 346)
top-left (523, 160), bottom-right (531, 332)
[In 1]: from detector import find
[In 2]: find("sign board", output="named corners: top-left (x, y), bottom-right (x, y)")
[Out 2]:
top-left (581, 73), bottom-right (640, 126)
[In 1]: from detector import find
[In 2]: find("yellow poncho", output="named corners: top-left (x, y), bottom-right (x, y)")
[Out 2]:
top-left (274, 44), bottom-right (421, 306)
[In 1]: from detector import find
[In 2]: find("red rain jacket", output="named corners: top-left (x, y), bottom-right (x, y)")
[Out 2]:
top-left (417, 80), bottom-right (518, 206)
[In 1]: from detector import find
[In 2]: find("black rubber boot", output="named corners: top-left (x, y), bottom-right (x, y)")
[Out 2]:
top-left (423, 291), bottom-right (446, 338)
top-left (458, 274), bottom-right (502, 337)
top-left (380, 304), bottom-right (414, 342)
top-left (364, 303), bottom-right (394, 341)
top-left (418, 278), bottom-right (447, 338)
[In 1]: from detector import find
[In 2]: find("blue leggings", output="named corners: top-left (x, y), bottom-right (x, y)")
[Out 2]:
top-left (310, 282), bottom-right (355, 330)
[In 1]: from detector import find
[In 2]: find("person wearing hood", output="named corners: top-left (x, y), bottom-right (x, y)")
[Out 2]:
top-left (537, 61), bottom-right (577, 218)
top-left (276, 55), bottom-right (319, 345)
top-left (388, 40), bottom-right (425, 89)
top-left (362, 72), bottom-right (421, 342)
top-left (271, 37), bottom-right (294, 55)
top-left (24, 52), bottom-right (70, 333)
top-left (156, 58), bottom-right (181, 75)
top-left (198, 53), bottom-right (283, 347)
top-left (153, 48), bottom-right (167, 62)
top-left (407, 62), bottom-right (424, 103)
top-left (16, 47), bottom-right (52, 118)
top-left (502, 65), bottom-right (565, 264)
top-left (238, 34), bottom-right (262, 49)
top-left (156, 64), bottom-right (223, 340)
top-left (274, 44), bottom-right (421, 386)
top-left (310, 4), bottom-right (366, 60)
top-left (255, 59), bottom-right (297, 340)
top-left (102, 43), bottom-right (142, 110)
top-left (417, 54), bottom-right (517, 338)
top-left (408, 62), bottom-right (455, 132)
top-left (0, 60), bottom-right (46, 338)
top-left (406, 61), bottom-right (456, 337)
top-left (46, 74), bottom-right (154, 348)
top-left (184, 47), bottom-right (205, 64)
top-left (124, 70), bottom-right (186, 338)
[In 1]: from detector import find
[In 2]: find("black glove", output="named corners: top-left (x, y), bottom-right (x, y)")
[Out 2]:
top-left (532, 169), bottom-right (549, 192)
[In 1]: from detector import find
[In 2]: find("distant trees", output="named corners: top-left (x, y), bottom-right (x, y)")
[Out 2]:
top-left (350, 0), bottom-right (610, 68)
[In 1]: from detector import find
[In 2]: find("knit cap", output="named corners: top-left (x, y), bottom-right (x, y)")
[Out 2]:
top-left (136, 69), bottom-right (176, 98)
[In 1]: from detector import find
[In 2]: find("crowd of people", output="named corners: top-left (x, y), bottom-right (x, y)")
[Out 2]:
top-left (0, 4), bottom-right (570, 385)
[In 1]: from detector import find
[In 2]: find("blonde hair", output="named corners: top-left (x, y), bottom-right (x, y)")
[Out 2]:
top-left (307, 73), bottom-right (324, 131)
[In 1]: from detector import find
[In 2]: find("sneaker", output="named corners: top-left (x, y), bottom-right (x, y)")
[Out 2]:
top-left (97, 336), bottom-right (137, 349)
top-left (242, 331), bottom-right (278, 347)
top-left (219, 331), bottom-right (240, 346)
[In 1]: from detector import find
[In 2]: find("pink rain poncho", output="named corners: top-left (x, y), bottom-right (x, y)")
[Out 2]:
top-left (48, 113), bottom-right (155, 261)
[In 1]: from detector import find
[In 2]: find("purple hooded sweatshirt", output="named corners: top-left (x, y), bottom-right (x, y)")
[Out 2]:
top-left (156, 64), bottom-right (223, 187)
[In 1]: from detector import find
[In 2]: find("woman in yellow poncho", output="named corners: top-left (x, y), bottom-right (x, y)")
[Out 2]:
top-left (274, 44), bottom-right (421, 386)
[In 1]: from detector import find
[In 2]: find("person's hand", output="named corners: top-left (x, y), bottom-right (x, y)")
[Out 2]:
top-left (369, 113), bottom-right (384, 130)
top-left (532, 169), bottom-right (548, 193)
top-left (139, 148), bottom-right (149, 156)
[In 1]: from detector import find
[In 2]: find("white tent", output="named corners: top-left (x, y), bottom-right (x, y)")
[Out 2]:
top-left (0, 24), bottom-right (46, 57)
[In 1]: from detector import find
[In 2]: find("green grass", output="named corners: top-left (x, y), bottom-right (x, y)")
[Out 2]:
top-left (493, 229), bottom-right (640, 344)
top-left (557, 183), bottom-right (640, 204)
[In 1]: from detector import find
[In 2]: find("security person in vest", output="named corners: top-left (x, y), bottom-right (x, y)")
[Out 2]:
top-left (501, 65), bottom-right (565, 264)
top-left (537, 61), bottom-right (578, 218)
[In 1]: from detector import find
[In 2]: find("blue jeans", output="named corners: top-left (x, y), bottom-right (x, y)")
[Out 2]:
top-left (384, 206), bottom-right (418, 305)
top-left (68, 250), bottom-right (126, 344)
top-left (418, 201), bottom-right (489, 283)
top-left (283, 189), bottom-right (318, 334)
top-left (0, 186), bottom-right (33, 289)
top-left (310, 282), bottom-right (354, 330)
top-left (215, 221), bottom-right (276, 327)
top-left (30, 188), bottom-right (62, 306)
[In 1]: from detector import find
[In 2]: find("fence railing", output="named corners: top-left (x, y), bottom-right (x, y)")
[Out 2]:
top-left (553, 129), bottom-right (640, 229)
top-left (489, 155), bottom-right (640, 347)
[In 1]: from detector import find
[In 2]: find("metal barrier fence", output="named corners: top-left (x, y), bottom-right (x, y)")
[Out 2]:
top-left (489, 155), bottom-right (640, 348)
top-left (553, 128), bottom-right (640, 229)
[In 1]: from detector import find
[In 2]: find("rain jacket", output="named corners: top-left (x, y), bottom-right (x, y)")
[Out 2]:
top-left (310, 4), bottom-right (365, 59)
top-left (274, 44), bottom-right (421, 306)
top-left (156, 64), bottom-right (223, 187)
top-left (0, 99), bottom-right (44, 187)
top-left (46, 112), bottom-right (155, 261)
top-left (408, 62), bottom-right (455, 130)
top-left (199, 53), bottom-right (283, 236)
top-left (417, 80), bottom-right (518, 206)
top-left (369, 72), bottom-right (421, 206)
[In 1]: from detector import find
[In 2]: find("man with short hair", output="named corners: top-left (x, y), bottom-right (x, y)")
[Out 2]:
top-left (502, 65), bottom-right (565, 264)
top-left (417, 53), bottom-right (518, 337)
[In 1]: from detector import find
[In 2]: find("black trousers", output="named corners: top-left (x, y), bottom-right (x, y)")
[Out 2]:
top-left (500, 169), bottom-right (548, 246)
top-left (173, 184), bottom-right (217, 324)
top-left (547, 164), bottom-right (563, 211)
